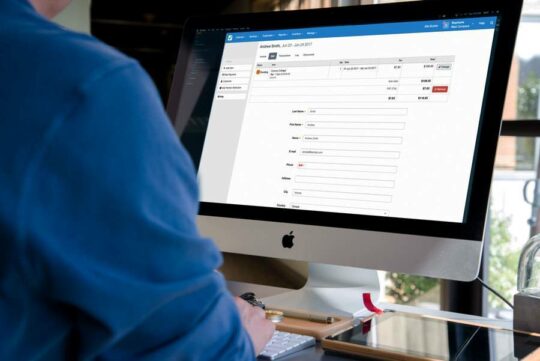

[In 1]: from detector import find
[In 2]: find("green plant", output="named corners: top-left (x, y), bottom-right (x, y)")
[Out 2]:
top-left (515, 71), bottom-right (540, 169)
top-left (518, 72), bottom-right (540, 119)
top-left (488, 209), bottom-right (521, 310)
top-left (386, 273), bottom-right (438, 304)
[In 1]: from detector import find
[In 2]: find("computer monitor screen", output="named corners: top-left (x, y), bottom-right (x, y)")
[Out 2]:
top-left (201, 19), bottom-right (493, 224)
top-left (167, 0), bottom-right (521, 282)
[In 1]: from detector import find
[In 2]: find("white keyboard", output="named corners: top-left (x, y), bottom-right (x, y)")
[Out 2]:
top-left (257, 330), bottom-right (316, 360)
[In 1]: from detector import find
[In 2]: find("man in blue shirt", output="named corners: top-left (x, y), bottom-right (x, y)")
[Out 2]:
top-left (0, 0), bottom-right (274, 359)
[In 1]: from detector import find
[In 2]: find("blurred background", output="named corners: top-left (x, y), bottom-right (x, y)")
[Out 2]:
top-left (55, 0), bottom-right (540, 320)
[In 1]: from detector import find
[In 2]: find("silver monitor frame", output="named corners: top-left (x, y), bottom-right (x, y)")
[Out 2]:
top-left (168, 0), bottom-right (522, 315)
top-left (199, 216), bottom-right (484, 282)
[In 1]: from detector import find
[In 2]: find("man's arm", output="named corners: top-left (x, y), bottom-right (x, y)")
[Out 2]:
top-left (18, 61), bottom-right (270, 359)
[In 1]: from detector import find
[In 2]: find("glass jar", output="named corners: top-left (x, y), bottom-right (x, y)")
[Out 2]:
top-left (517, 234), bottom-right (540, 297)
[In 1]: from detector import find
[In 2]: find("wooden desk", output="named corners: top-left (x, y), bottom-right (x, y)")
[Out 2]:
top-left (227, 281), bottom-right (513, 361)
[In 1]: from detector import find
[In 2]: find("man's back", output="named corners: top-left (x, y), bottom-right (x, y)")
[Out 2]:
top-left (0, 0), bottom-right (256, 359)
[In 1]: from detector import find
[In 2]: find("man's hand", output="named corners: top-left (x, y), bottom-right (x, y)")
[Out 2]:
top-left (234, 297), bottom-right (275, 355)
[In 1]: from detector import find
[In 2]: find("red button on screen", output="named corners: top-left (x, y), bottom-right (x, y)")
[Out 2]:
top-left (432, 86), bottom-right (449, 93)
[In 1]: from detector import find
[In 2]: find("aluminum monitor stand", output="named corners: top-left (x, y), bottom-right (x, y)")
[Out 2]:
top-left (262, 263), bottom-right (384, 318)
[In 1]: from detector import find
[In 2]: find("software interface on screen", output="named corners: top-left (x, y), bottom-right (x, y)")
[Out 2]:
top-left (196, 17), bottom-right (498, 223)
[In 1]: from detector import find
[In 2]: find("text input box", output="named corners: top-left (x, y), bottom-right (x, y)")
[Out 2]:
top-left (290, 203), bottom-right (389, 216)
top-left (292, 189), bottom-right (392, 203)
top-left (303, 135), bottom-right (403, 145)
top-left (298, 162), bottom-right (397, 173)
top-left (297, 169), bottom-right (395, 181)
top-left (295, 175), bottom-right (395, 188)
top-left (309, 108), bottom-right (408, 116)
top-left (300, 149), bottom-right (400, 159)
top-left (305, 121), bottom-right (406, 130)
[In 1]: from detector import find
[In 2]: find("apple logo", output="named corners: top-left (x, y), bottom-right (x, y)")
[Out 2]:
top-left (282, 231), bottom-right (295, 248)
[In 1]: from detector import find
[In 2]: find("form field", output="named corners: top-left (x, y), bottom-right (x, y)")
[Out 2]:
top-left (292, 189), bottom-right (392, 203)
top-left (290, 203), bottom-right (389, 216)
top-left (300, 149), bottom-right (400, 159)
top-left (298, 169), bottom-right (395, 181)
top-left (303, 135), bottom-right (403, 145)
top-left (298, 162), bottom-right (397, 173)
top-left (308, 108), bottom-right (408, 116)
top-left (305, 121), bottom-right (406, 130)
top-left (295, 175), bottom-right (395, 188)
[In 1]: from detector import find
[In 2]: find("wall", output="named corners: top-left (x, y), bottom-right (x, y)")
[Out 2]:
top-left (53, 0), bottom-right (91, 33)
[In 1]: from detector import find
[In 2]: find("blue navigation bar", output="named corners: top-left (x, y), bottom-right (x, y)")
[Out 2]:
top-left (225, 16), bottom-right (497, 43)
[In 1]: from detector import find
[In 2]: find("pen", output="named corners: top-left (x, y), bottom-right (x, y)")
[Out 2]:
top-left (280, 309), bottom-right (336, 324)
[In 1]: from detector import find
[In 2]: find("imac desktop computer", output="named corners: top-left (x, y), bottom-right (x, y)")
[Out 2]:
top-left (167, 0), bottom-right (522, 317)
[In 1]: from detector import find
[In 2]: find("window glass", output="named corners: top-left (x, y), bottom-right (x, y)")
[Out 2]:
top-left (489, 0), bottom-right (540, 319)
top-left (502, 1), bottom-right (540, 121)
top-left (384, 273), bottom-right (440, 309)
top-left (489, 137), bottom-right (540, 319)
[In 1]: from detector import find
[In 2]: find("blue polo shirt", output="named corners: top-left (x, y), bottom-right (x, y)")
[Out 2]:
top-left (0, 0), bottom-right (254, 359)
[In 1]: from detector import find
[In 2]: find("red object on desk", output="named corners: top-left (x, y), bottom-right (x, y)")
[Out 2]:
top-left (362, 319), bottom-right (372, 334)
top-left (362, 293), bottom-right (383, 315)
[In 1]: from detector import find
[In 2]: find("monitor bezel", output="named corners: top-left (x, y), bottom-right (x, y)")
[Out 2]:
top-left (167, 0), bottom-right (522, 242)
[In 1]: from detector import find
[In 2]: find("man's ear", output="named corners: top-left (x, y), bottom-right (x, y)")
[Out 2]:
top-left (29, 0), bottom-right (74, 20)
